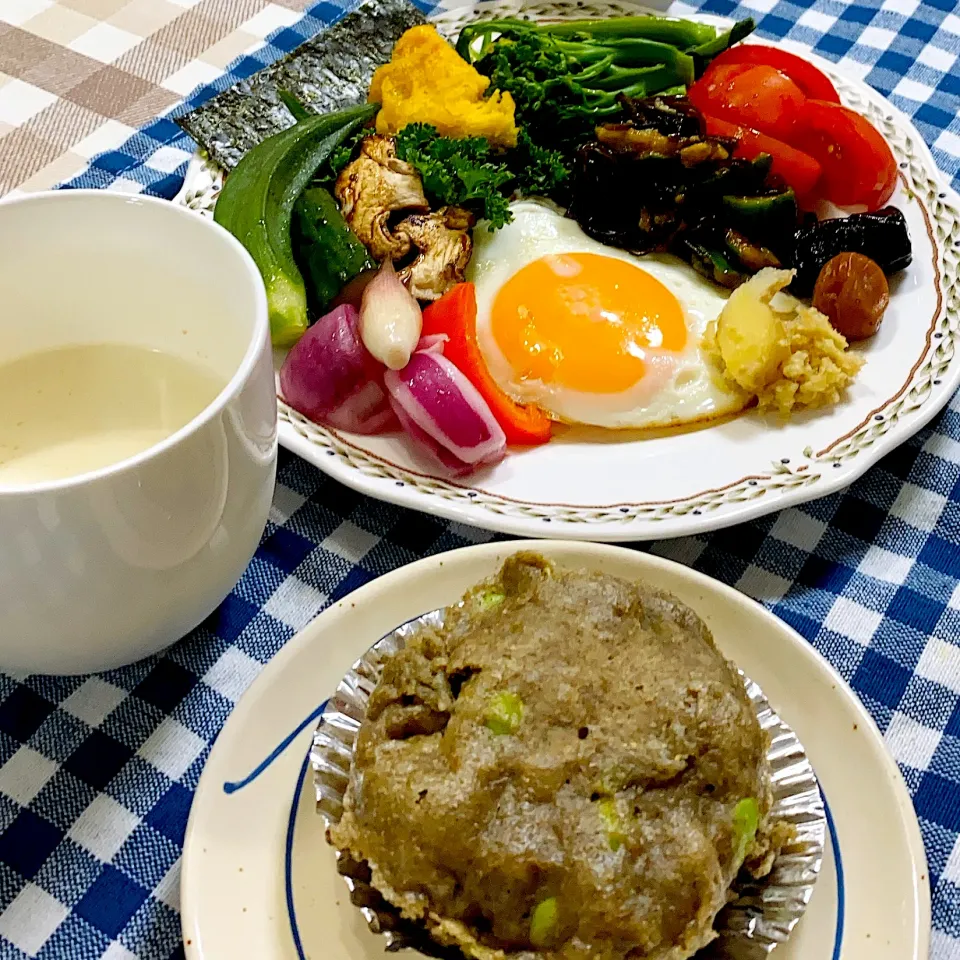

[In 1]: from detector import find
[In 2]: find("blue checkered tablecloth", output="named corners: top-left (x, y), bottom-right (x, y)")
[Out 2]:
top-left (0, 0), bottom-right (955, 957)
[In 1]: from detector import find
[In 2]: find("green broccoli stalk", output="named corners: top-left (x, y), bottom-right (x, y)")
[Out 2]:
top-left (456, 16), bottom-right (755, 154)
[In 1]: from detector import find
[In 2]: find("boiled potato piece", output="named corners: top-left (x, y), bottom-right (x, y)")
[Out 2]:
top-left (715, 274), bottom-right (790, 391)
top-left (705, 268), bottom-right (863, 417)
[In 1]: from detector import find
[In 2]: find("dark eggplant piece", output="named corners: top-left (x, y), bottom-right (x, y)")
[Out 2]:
top-left (685, 239), bottom-right (746, 288)
top-left (568, 95), bottom-right (801, 283)
top-left (617, 94), bottom-right (704, 138)
top-left (790, 207), bottom-right (912, 296)
top-left (725, 228), bottom-right (781, 271)
top-left (568, 142), bottom-right (686, 253)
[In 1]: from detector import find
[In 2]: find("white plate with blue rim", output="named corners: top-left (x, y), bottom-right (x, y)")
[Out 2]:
top-left (180, 540), bottom-right (929, 960)
top-left (175, 0), bottom-right (960, 542)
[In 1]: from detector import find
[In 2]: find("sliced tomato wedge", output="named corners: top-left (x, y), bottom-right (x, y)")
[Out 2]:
top-left (420, 283), bottom-right (553, 446)
top-left (786, 100), bottom-right (897, 210)
top-left (705, 44), bottom-right (840, 102)
top-left (703, 115), bottom-right (822, 201)
top-left (688, 62), bottom-right (807, 143)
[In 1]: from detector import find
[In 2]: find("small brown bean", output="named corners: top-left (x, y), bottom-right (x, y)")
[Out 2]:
top-left (812, 252), bottom-right (889, 341)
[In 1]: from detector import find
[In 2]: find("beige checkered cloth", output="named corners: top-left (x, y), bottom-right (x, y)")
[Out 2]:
top-left (0, 0), bottom-right (314, 197)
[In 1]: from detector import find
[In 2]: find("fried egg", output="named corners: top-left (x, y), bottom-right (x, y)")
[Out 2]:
top-left (467, 201), bottom-right (749, 430)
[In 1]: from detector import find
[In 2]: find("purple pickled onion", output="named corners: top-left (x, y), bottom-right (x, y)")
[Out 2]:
top-left (384, 345), bottom-right (506, 473)
top-left (279, 304), bottom-right (396, 435)
top-left (389, 401), bottom-right (477, 475)
top-left (324, 380), bottom-right (396, 434)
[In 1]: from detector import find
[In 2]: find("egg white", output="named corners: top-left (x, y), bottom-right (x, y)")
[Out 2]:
top-left (467, 201), bottom-right (749, 430)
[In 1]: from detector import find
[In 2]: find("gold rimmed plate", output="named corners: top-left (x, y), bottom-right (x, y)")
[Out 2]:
top-left (175, 0), bottom-right (960, 541)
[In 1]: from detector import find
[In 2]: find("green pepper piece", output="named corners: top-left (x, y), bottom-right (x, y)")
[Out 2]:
top-left (733, 797), bottom-right (760, 865)
top-left (724, 228), bottom-right (781, 272)
top-left (686, 240), bottom-right (746, 289)
top-left (722, 190), bottom-right (798, 248)
top-left (485, 691), bottom-right (524, 735)
top-left (529, 896), bottom-right (559, 947)
top-left (597, 798), bottom-right (627, 851)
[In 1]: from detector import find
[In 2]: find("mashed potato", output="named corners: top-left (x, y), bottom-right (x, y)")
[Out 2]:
top-left (704, 268), bottom-right (863, 417)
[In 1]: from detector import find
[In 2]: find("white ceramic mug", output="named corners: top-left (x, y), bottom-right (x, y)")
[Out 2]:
top-left (0, 191), bottom-right (277, 675)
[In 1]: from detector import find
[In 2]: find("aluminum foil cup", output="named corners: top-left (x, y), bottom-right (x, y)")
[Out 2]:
top-left (311, 608), bottom-right (826, 959)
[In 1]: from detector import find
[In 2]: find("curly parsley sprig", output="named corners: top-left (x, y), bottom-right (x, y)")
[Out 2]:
top-left (394, 123), bottom-right (514, 228)
top-left (394, 124), bottom-right (569, 229)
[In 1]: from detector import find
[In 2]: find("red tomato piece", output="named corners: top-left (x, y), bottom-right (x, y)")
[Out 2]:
top-left (420, 284), bottom-right (552, 447)
top-left (788, 100), bottom-right (897, 210)
top-left (703, 115), bottom-right (823, 201)
top-left (706, 44), bottom-right (840, 102)
top-left (689, 63), bottom-right (808, 143)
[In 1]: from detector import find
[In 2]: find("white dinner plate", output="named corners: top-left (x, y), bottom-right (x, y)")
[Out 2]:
top-left (180, 540), bottom-right (929, 960)
top-left (175, 1), bottom-right (960, 541)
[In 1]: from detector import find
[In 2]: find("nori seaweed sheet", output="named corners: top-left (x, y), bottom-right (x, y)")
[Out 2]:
top-left (174, 0), bottom-right (426, 171)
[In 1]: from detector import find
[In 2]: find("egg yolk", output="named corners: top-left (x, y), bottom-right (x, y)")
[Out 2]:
top-left (490, 253), bottom-right (687, 394)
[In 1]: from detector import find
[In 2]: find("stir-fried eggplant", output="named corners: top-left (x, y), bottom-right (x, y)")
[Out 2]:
top-left (569, 96), bottom-right (914, 294)
top-left (616, 93), bottom-right (704, 138)
top-left (567, 95), bottom-right (799, 286)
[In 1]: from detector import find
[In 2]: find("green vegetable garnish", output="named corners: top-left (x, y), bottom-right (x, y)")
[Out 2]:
top-left (485, 691), bottom-right (524, 735)
top-left (393, 124), bottom-right (569, 227)
top-left (528, 15), bottom-right (718, 46)
top-left (597, 798), bottom-right (627, 851)
top-left (529, 896), bottom-right (559, 947)
top-left (688, 17), bottom-right (757, 75)
top-left (213, 102), bottom-right (378, 346)
top-left (732, 797), bottom-right (760, 865)
top-left (477, 589), bottom-right (505, 611)
top-left (510, 129), bottom-right (570, 198)
top-left (275, 90), bottom-right (365, 182)
top-left (324, 124), bottom-right (370, 180)
top-left (395, 124), bottom-right (514, 228)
